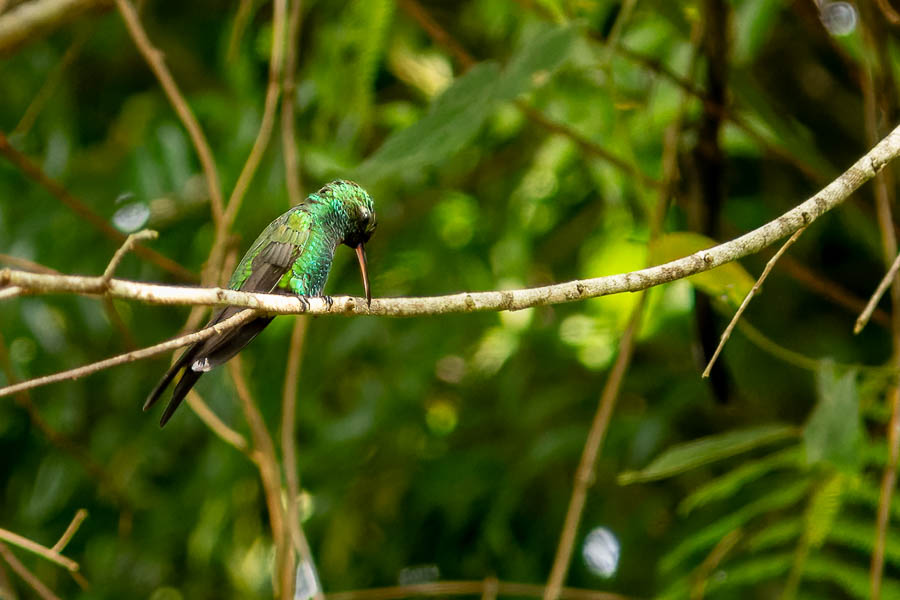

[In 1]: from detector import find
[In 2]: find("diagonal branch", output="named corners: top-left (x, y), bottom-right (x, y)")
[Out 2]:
top-left (0, 309), bottom-right (258, 398)
top-left (703, 227), bottom-right (807, 376)
top-left (1, 121), bottom-right (897, 315)
top-left (0, 122), bottom-right (898, 399)
top-left (0, 528), bottom-right (78, 572)
top-left (0, 541), bottom-right (61, 600)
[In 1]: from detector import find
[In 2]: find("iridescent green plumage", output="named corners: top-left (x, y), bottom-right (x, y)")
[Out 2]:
top-left (145, 180), bottom-right (376, 426)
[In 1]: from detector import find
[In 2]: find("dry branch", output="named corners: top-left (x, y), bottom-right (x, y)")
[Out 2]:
top-left (0, 0), bottom-right (107, 55)
top-left (1, 121), bottom-right (898, 317)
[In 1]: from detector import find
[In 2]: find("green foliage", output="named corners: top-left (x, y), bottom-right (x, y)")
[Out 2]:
top-left (355, 24), bottom-right (576, 183)
top-left (804, 362), bottom-right (862, 469)
top-left (618, 424), bottom-right (798, 484)
top-left (1, 1), bottom-right (897, 599)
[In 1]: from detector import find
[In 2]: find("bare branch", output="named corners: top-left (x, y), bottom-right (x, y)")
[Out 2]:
top-left (0, 0), bottom-right (107, 55)
top-left (703, 227), bottom-right (806, 377)
top-left (0, 286), bottom-right (21, 300)
top-left (325, 580), bottom-right (629, 600)
top-left (0, 309), bottom-right (258, 398)
top-left (186, 392), bottom-right (251, 455)
top-left (102, 229), bottom-right (158, 282)
top-left (1, 121), bottom-right (898, 317)
top-left (855, 248), bottom-right (900, 334)
top-left (0, 542), bottom-right (61, 600)
top-left (0, 528), bottom-right (79, 572)
top-left (51, 510), bottom-right (88, 554)
top-left (228, 359), bottom-right (289, 598)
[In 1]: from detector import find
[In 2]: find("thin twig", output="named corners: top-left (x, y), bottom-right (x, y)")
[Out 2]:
top-left (0, 309), bottom-right (258, 398)
top-left (543, 294), bottom-right (646, 600)
top-left (113, 0), bottom-right (224, 227)
top-left (228, 359), bottom-right (289, 598)
top-left (703, 227), bottom-right (806, 377)
top-left (281, 317), bottom-right (322, 600)
top-left (0, 109), bottom-right (892, 312)
top-left (326, 581), bottom-right (629, 600)
top-left (0, 559), bottom-right (16, 600)
top-left (0, 287), bottom-right (21, 300)
top-left (0, 528), bottom-right (78, 572)
top-left (0, 254), bottom-right (58, 274)
top-left (0, 542), bottom-right (61, 600)
top-left (186, 391), bottom-right (251, 455)
top-left (397, 0), bottom-right (474, 69)
top-left (226, 0), bottom-right (255, 62)
top-left (861, 18), bottom-right (900, 598)
top-left (874, 0), bottom-right (900, 25)
top-left (50, 510), bottom-right (88, 553)
top-left (0, 0), bottom-right (106, 56)
top-left (855, 248), bottom-right (900, 334)
top-left (0, 131), bottom-right (195, 281)
top-left (691, 529), bottom-right (742, 600)
top-left (101, 229), bottom-right (158, 282)
top-left (281, 0), bottom-right (303, 207)
top-left (543, 20), bottom-right (700, 595)
top-left (781, 256), bottom-right (892, 329)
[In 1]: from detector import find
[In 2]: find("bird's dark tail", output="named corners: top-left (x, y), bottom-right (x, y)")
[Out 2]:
top-left (158, 367), bottom-right (203, 427)
top-left (144, 346), bottom-right (202, 427)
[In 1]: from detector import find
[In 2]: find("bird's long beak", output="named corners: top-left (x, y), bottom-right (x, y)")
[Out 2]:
top-left (355, 243), bottom-right (371, 306)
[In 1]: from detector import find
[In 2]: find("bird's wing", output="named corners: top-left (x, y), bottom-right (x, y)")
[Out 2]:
top-left (144, 211), bottom-right (312, 423)
top-left (185, 217), bottom-right (313, 365)
top-left (229, 210), bottom-right (312, 292)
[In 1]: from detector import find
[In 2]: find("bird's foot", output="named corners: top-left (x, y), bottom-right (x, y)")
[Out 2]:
top-left (298, 297), bottom-right (310, 313)
top-left (323, 295), bottom-right (334, 310)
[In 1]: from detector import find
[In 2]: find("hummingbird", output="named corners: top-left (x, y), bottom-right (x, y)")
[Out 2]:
top-left (144, 180), bottom-right (376, 427)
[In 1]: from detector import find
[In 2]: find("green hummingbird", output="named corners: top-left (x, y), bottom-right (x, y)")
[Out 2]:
top-left (144, 180), bottom-right (376, 427)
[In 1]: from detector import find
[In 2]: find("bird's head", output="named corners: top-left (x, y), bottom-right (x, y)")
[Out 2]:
top-left (316, 180), bottom-right (377, 305)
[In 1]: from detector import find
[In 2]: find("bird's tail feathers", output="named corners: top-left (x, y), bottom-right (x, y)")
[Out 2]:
top-left (159, 367), bottom-right (203, 427)
top-left (143, 346), bottom-right (198, 412)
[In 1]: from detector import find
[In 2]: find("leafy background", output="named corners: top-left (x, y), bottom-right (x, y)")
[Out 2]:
top-left (1, 0), bottom-right (900, 598)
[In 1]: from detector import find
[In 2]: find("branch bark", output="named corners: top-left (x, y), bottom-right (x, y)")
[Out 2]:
top-left (2, 121), bottom-right (898, 317)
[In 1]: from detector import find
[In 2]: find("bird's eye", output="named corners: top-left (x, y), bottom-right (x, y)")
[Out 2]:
top-left (359, 207), bottom-right (371, 224)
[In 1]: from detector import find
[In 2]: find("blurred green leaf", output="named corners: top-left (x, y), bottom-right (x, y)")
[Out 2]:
top-left (495, 26), bottom-right (577, 101)
top-left (355, 61), bottom-right (501, 182)
top-left (356, 25), bottom-right (576, 183)
top-left (619, 424), bottom-right (798, 484)
top-left (804, 362), bottom-right (861, 469)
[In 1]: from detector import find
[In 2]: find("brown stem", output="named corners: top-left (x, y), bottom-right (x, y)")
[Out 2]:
top-left (228, 359), bottom-right (289, 598)
top-left (0, 541), bottom-right (62, 600)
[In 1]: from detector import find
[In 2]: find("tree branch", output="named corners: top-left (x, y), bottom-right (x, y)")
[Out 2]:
top-left (0, 0), bottom-right (107, 55)
top-left (0, 309), bottom-right (258, 398)
top-left (1, 121), bottom-right (898, 316)
top-left (0, 541), bottom-right (61, 600)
